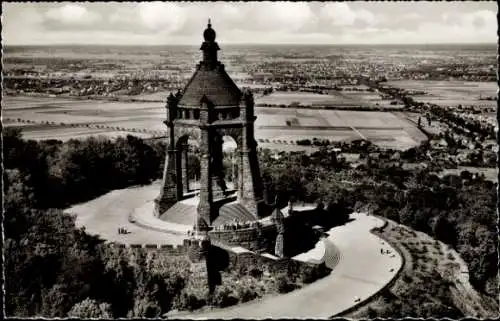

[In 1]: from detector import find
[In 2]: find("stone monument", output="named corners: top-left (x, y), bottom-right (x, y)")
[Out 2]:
top-left (154, 19), bottom-right (266, 231)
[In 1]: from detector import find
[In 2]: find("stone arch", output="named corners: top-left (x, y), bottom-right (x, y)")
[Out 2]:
top-left (220, 134), bottom-right (238, 190)
top-left (173, 127), bottom-right (202, 196)
top-left (216, 127), bottom-right (243, 149)
top-left (213, 127), bottom-right (243, 193)
top-left (173, 126), bottom-right (202, 145)
top-left (175, 134), bottom-right (190, 149)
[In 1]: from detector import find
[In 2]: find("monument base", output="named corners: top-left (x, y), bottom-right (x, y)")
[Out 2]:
top-left (186, 234), bottom-right (215, 293)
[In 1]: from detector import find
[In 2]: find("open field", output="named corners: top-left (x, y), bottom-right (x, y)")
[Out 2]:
top-left (387, 80), bottom-right (497, 108)
top-left (256, 107), bottom-right (427, 150)
top-left (132, 91), bottom-right (169, 101)
top-left (3, 95), bottom-right (426, 149)
top-left (21, 127), bottom-right (152, 141)
top-left (3, 117), bottom-right (157, 141)
top-left (256, 92), bottom-right (360, 106)
top-left (256, 107), bottom-right (413, 128)
top-left (258, 129), bottom-right (356, 141)
top-left (3, 95), bottom-right (166, 141)
top-left (255, 91), bottom-right (404, 109)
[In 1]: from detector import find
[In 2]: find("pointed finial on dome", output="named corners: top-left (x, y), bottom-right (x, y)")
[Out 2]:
top-left (203, 18), bottom-right (216, 42)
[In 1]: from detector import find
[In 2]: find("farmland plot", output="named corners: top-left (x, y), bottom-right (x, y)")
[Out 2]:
top-left (256, 91), bottom-right (358, 106)
top-left (3, 96), bottom-right (426, 150)
top-left (255, 90), bottom-right (401, 109)
top-left (387, 80), bottom-right (497, 108)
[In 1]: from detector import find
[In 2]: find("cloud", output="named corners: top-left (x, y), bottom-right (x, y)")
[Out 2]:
top-left (184, 2), bottom-right (315, 33)
top-left (137, 2), bottom-right (186, 32)
top-left (442, 9), bottom-right (496, 30)
top-left (321, 3), bottom-right (376, 27)
top-left (355, 9), bottom-right (377, 26)
top-left (402, 13), bottom-right (422, 20)
top-left (219, 3), bottom-right (240, 19)
top-left (374, 12), bottom-right (423, 31)
top-left (419, 11), bottom-right (496, 43)
top-left (1, 2), bottom-right (497, 45)
top-left (44, 3), bottom-right (101, 27)
top-left (108, 6), bottom-right (137, 30)
top-left (463, 10), bottom-right (496, 30)
top-left (248, 2), bottom-right (315, 32)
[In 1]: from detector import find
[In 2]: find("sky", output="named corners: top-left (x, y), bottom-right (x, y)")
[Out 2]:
top-left (2, 1), bottom-right (498, 45)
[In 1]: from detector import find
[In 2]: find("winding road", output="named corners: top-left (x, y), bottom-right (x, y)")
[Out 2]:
top-left (66, 185), bottom-right (403, 319)
top-left (175, 213), bottom-right (402, 319)
top-left (65, 181), bottom-right (185, 245)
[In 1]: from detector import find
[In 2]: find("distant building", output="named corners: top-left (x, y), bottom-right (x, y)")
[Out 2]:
top-left (252, 72), bottom-right (273, 81)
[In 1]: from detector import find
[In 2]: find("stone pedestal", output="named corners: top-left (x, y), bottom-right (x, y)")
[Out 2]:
top-left (187, 235), bottom-right (210, 262)
top-left (186, 234), bottom-right (214, 293)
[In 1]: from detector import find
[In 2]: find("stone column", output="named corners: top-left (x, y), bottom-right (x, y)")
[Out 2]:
top-left (154, 146), bottom-right (178, 216)
top-left (196, 129), bottom-right (212, 231)
top-left (175, 149), bottom-right (183, 200)
top-left (154, 96), bottom-right (179, 217)
top-left (237, 149), bottom-right (244, 200)
top-left (238, 125), bottom-right (264, 217)
top-left (236, 89), bottom-right (264, 217)
top-left (232, 151), bottom-right (237, 188)
top-left (182, 145), bottom-right (190, 193)
top-left (211, 134), bottom-right (225, 200)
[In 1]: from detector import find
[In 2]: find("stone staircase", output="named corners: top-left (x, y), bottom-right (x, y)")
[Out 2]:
top-left (213, 201), bottom-right (257, 226)
top-left (159, 201), bottom-right (197, 226)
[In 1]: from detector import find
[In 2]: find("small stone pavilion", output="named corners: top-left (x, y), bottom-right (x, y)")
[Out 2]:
top-left (154, 20), bottom-right (273, 233)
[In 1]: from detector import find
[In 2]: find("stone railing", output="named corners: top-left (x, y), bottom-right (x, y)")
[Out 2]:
top-left (107, 242), bottom-right (188, 256)
top-left (209, 223), bottom-right (277, 253)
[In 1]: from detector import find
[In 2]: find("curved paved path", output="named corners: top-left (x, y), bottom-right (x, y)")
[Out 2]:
top-left (66, 185), bottom-right (403, 318)
top-left (65, 181), bottom-right (185, 245)
top-left (176, 213), bottom-right (402, 319)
